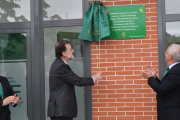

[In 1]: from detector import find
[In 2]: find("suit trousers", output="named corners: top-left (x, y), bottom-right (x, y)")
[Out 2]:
top-left (6, 115), bottom-right (10, 120)
top-left (50, 116), bottom-right (73, 120)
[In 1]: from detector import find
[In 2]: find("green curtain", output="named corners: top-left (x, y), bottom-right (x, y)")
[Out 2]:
top-left (78, 1), bottom-right (110, 42)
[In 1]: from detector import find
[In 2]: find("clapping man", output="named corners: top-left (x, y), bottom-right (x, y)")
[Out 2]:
top-left (141, 44), bottom-right (180, 120)
top-left (0, 74), bottom-right (20, 120)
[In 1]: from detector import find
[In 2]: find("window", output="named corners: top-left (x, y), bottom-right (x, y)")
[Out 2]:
top-left (166, 22), bottom-right (180, 47)
top-left (165, 0), bottom-right (180, 14)
top-left (44, 26), bottom-right (88, 120)
top-left (0, 33), bottom-right (28, 120)
top-left (157, 0), bottom-right (180, 77)
top-left (43, 0), bottom-right (83, 21)
top-left (0, 0), bottom-right (30, 23)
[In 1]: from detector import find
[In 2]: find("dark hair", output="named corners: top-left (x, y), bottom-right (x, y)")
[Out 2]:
top-left (55, 40), bottom-right (70, 57)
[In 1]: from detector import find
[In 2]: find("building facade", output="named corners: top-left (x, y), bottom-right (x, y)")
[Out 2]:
top-left (0, 0), bottom-right (179, 120)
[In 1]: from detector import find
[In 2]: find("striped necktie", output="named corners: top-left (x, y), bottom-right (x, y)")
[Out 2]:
top-left (163, 67), bottom-right (169, 77)
top-left (0, 84), bottom-right (4, 99)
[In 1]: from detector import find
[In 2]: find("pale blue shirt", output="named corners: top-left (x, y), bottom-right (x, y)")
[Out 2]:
top-left (169, 62), bottom-right (180, 70)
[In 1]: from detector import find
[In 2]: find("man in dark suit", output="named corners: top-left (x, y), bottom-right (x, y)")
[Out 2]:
top-left (47, 40), bottom-right (102, 120)
top-left (141, 43), bottom-right (180, 120)
top-left (0, 75), bottom-right (20, 120)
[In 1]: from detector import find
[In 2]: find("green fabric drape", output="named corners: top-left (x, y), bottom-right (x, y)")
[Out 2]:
top-left (78, 1), bottom-right (110, 42)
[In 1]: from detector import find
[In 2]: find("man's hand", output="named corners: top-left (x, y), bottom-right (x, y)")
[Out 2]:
top-left (3, 96), bottom-right (14, 106)
top-left (93, 72), bottom-right (102, 82)
top-left (141, 71), bottom-right (152, 79)
top-left (141, 65), bottom-right (156, 79)
top-left (12, 94), bottom-right (20, 104)
top-left (147, 66), bottom-right (156, 78)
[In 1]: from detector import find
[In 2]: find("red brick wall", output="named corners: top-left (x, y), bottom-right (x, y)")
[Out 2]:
top-left (91, 0), bottom-right (159, 120)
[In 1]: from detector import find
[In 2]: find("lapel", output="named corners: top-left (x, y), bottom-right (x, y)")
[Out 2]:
top-left (161, 63), bottom-right (180, 82)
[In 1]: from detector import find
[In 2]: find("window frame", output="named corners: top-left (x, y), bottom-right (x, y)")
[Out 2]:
top-left (157, 0), bottom-right (180, 78)
top-left (41, 0), bottom-right (93, 120)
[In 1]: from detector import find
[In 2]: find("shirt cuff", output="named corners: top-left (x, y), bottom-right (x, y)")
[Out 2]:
top-left (91, 77), bottom-right (95, 83)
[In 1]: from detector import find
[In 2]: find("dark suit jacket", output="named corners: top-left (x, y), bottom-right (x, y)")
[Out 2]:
top-left (148, 63), bottom-right (180, 120)
top-left (47, 58), bottom-right (94, 118)
top-left (0, 76), bottom-right (16, 120)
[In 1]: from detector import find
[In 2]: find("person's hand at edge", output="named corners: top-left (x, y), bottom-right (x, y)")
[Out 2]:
top-left (12, 94), bottom-right (20, 104)
top-left (3, 96), bottom-right (14, 106)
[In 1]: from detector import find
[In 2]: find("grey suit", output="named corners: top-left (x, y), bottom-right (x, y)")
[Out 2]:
top-left (47, 58), bottom-right (94, 119)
